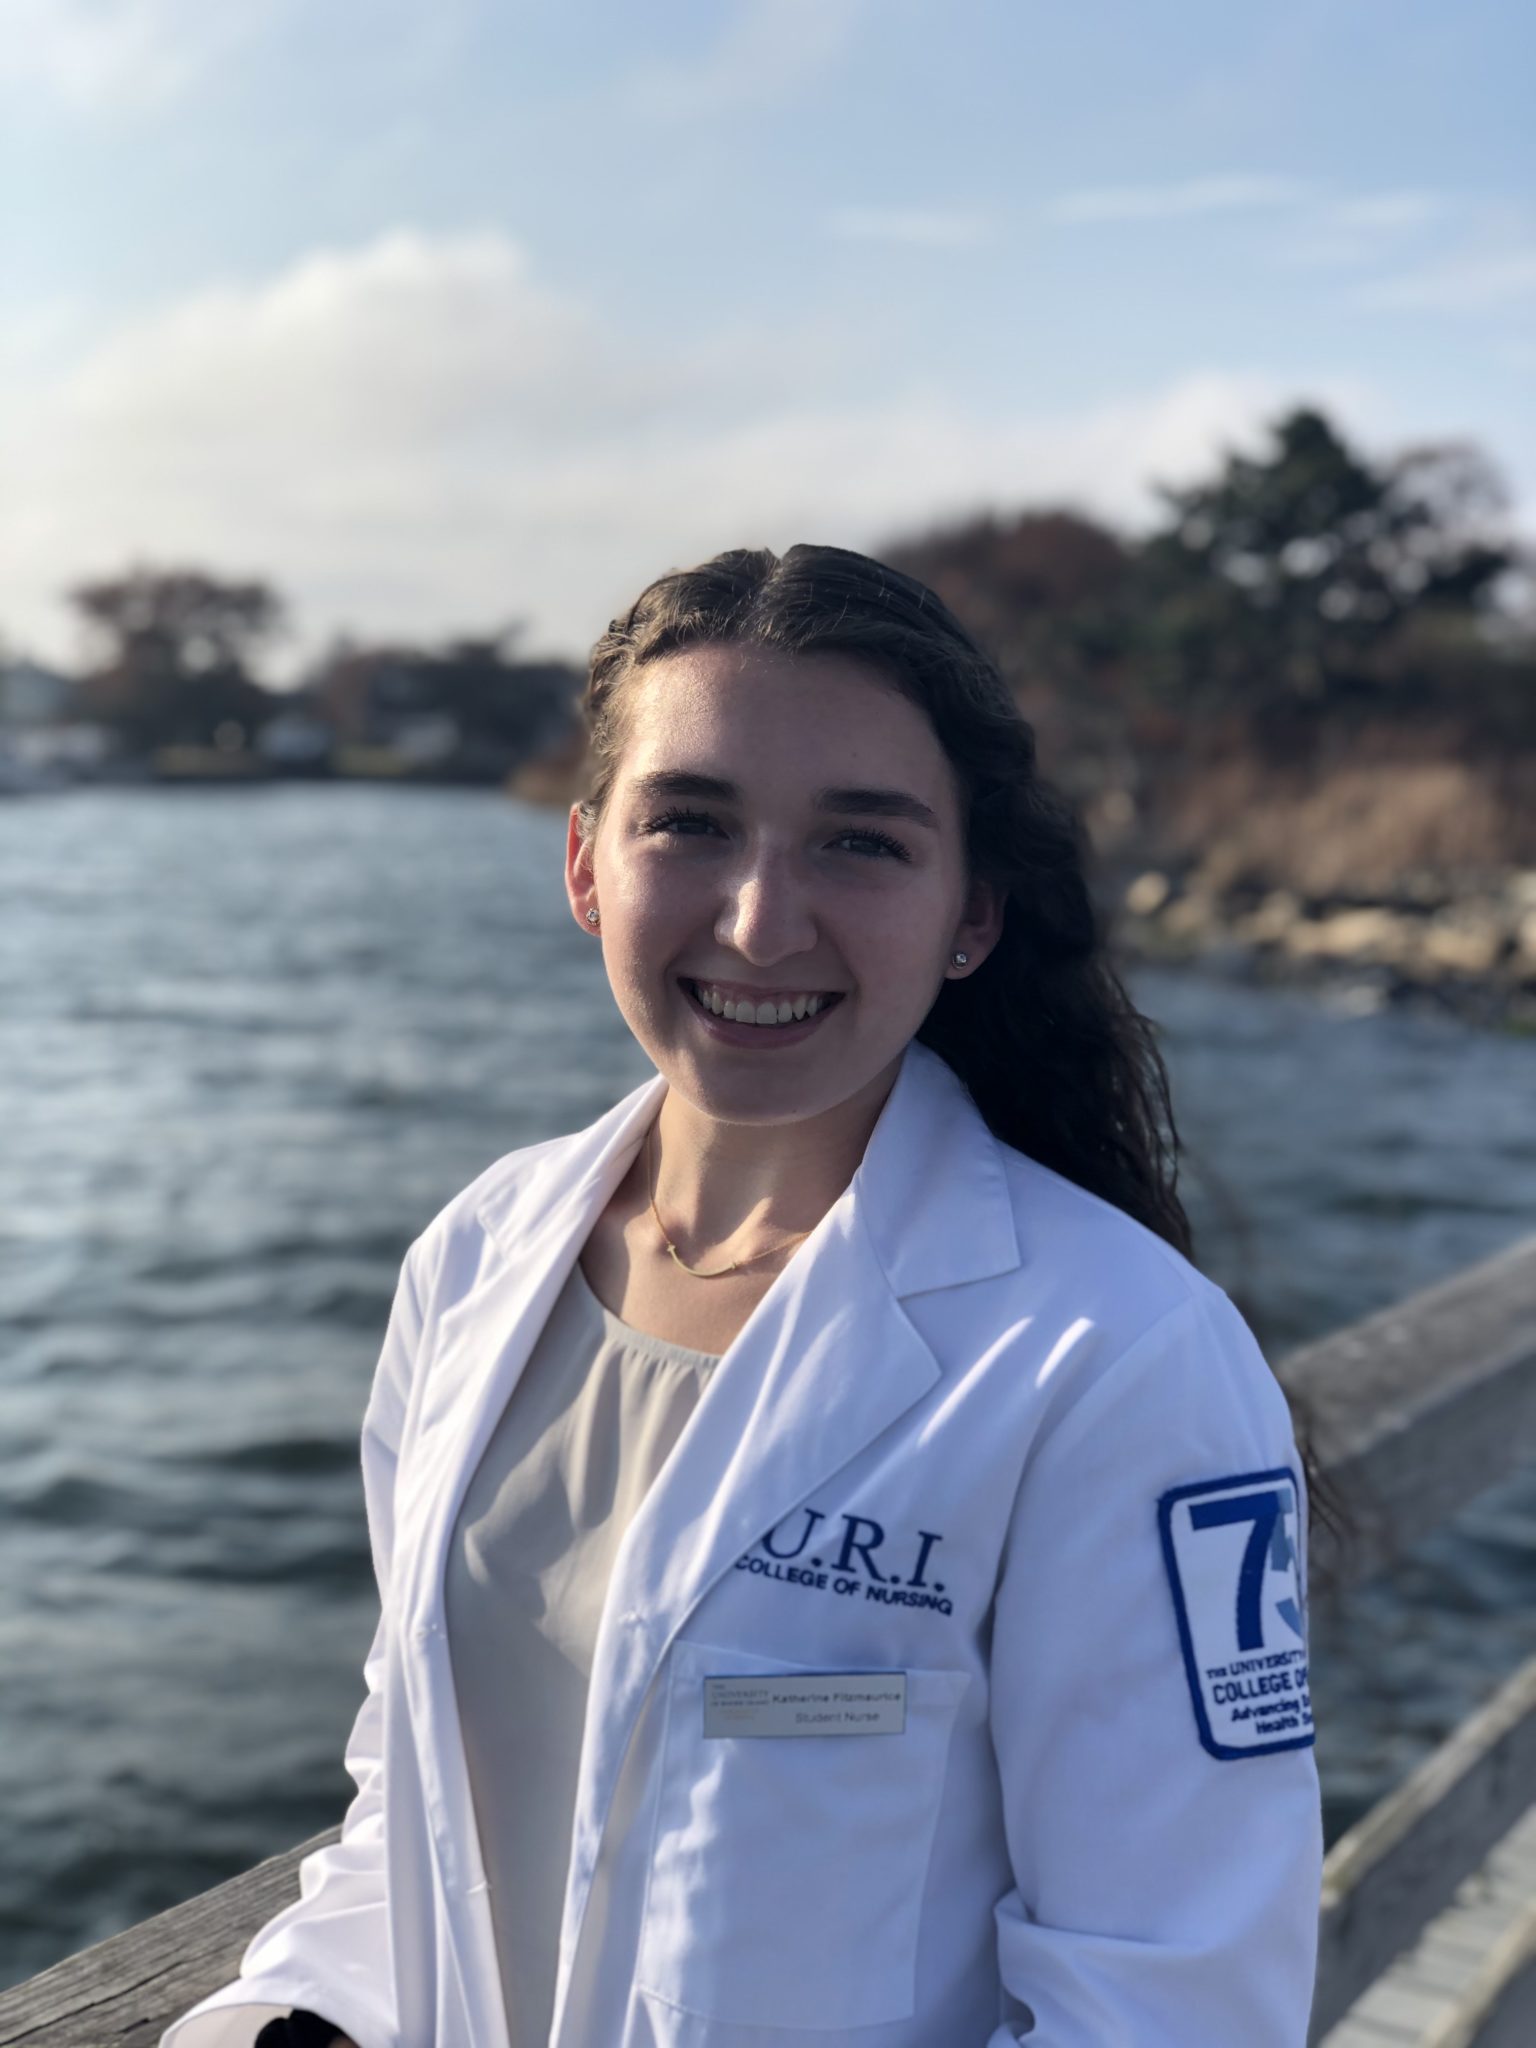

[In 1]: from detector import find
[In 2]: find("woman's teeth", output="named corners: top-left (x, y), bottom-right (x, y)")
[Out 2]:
top-left (686, 980), bottom-right (840, 1027)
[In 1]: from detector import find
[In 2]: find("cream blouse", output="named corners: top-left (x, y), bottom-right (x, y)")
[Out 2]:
top-left (443, 1251), bottom-right (722, 2048)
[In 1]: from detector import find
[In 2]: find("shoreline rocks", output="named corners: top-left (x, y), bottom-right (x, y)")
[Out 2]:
top-left (1106, 866), bottom-right (1536, 1034)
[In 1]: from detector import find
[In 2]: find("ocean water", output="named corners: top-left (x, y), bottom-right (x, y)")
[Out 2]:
top-left (2, 784), bottom-right (1534, 1985)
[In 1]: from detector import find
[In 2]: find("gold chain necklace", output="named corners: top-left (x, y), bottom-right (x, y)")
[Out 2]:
top-left (646, 1120), bottom-right (812, 1279)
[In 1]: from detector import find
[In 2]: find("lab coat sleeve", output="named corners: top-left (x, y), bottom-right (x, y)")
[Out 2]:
top-left (985, 1287), bottom-right (1323, 2047)
top-left (159, 1236), bottom-right (428, 2048)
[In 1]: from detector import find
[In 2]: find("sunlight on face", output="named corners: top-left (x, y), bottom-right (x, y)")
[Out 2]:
top-left (568, 644), bottom-right (998, 1128)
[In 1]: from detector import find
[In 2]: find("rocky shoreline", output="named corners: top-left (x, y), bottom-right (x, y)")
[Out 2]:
top-left (1103, 865), bottom-right (1536, 1035)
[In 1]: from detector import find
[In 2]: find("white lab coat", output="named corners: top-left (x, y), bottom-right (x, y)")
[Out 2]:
top-left (161, 1038), bottom-right (1322, 2048)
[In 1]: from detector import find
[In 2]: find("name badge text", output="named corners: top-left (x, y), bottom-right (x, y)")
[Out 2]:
top-left (702, 1671), bottom-right (907, 1738)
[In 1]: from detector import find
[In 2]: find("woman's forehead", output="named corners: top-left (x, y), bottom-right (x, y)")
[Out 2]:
top-left (618, 647), bottom-right (947, 783)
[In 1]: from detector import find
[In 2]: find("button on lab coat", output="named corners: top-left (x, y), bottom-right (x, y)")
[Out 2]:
top-left (161, 1038), bottom-right (1323, 2048)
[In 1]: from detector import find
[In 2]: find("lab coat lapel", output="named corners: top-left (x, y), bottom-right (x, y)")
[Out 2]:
top-left (398, 1069), bottom-right (669, 1607)
top-left (397, 1067), bottom-right (670, 2048)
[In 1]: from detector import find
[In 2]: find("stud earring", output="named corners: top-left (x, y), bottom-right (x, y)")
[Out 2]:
top-left (951, 950), bottom-right (968, 966)
top-left (586, 908), bottom-right (600, 926)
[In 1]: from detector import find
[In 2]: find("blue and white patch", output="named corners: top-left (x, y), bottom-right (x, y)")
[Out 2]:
top-left (1158, 1466), bottom-right (1313, 1760)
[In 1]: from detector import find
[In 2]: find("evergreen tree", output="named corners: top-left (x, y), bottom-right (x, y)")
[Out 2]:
top-left (1136, 407), bottom-right (1514, 722)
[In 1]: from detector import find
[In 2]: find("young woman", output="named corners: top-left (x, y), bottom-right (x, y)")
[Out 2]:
top-left (167, 544), bottom-right (1323, 2048)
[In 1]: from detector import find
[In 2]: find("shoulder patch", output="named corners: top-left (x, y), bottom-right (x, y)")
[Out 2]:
top-left (1158, 1467), bottom-right (1314, 1760)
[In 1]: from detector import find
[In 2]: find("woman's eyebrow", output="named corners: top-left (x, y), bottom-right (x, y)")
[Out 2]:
top-left (817, 785), bottom-right (939, 830)
top-left (629, 769), bottom-right (938, 830)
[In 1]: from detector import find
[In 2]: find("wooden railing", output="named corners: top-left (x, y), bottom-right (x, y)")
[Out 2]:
top-left (3, 1234), bottom-right (1535, 2048)
top-left (1294, 1232), bottom-right (1536, 2043)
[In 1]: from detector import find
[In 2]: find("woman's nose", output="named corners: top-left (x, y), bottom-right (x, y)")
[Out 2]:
top-left (715, 854), bottom-right (819, 963)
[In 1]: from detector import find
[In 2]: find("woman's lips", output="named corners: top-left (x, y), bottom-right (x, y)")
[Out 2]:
top-left (678, 977), bottom-right (844, 1047)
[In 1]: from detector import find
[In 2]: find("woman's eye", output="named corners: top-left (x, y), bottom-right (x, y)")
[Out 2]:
top-left (640, 809), bottom-right (910, 863)
top-left (642, 807), bottom-right (719, 837)
top-left (832, 828), bottom-right (911, 862)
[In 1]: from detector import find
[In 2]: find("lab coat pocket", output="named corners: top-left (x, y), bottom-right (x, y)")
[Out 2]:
top-left (634, 1635), bottom-right (969, 2032)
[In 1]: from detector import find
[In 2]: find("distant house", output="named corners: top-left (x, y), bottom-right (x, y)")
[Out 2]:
top-left (0, 659), bottom-right (116, 788)
top-left (314, 650), bottom-right (441, 747)
top-left (310, 642), bottom-right (583, 782)
top-left (256, 706), bottom-right (336, 771)
top-left (0, 659), bottom-right (80, 727)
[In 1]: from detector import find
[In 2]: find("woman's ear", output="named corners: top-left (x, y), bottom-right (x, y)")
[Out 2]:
top-left (565, 803), bottom-right (600, 933)
top-left (951, 875), bottom-right (1005, 972)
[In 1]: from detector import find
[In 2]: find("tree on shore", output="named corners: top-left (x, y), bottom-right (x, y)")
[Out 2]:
top-left (880, 508), bottom-right (1141, 798)
top-left (70, 567), bottom-right (283, 750)
top-left (885, 406), bottom-right (1530, 767)
top-left (1133, 408), bottom-right (1519, 734)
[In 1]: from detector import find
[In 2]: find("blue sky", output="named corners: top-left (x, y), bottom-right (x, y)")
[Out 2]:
top-left (3, 0), bottom-right (1531, 681)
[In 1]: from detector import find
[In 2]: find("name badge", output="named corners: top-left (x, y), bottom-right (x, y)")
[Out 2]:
top-left (703, 1671), bottom-right (907, 1738)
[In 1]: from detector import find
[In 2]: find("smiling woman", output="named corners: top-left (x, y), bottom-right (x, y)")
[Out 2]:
top-left (566, 640), bottom-right (1001, 1202)
top-left (163, 544), bottom-right (1325, 2048)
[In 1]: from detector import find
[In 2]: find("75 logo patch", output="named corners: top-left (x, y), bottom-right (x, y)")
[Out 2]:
top-left (1158, 1467), bottom-right (1314, 1760)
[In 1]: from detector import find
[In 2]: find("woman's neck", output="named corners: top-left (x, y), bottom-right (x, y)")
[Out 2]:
top-left (645, 1064), bottom-right (898, 1260)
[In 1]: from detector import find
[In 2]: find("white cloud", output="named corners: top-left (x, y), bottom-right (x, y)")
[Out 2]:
top-left (0, 0), bottom-right (274, 115)
top-left (0, 297), bottom-right (96, 379)
top-left (615, 0), bottom-right (868, 120)
top-left (0, 227), bottom-right (1378, 681)
top-left (1277, 189), bottom-right (1451, 270)
top-left (824, 207), bottom-right (995, 248)
top-left (1329, 192), bottom-right (1447, 234)
top-left (1044, 175), bottom-right (1308, 225)
top-left (1358, 246), bottom-right (1536, 312)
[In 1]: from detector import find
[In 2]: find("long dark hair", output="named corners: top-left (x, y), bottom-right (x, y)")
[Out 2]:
top-left (576, 542), bottom-right (1342, 1546)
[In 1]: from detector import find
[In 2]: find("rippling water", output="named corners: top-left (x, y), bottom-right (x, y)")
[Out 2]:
top-left (3, 785), bottom-right (1534, 1985)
